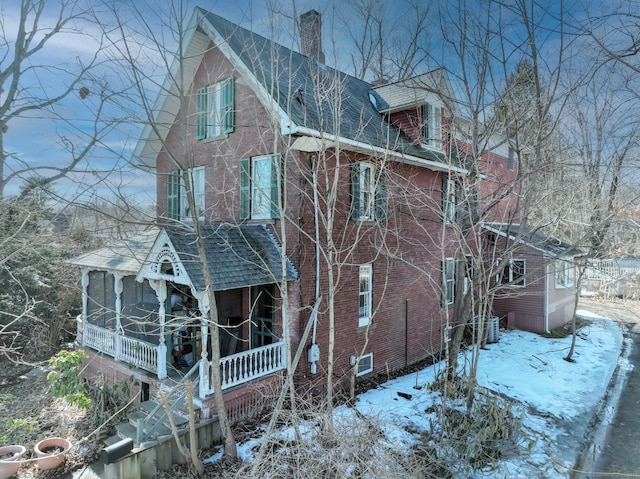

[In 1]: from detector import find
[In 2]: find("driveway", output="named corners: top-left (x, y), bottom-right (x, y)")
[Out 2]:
top-left (575, 298), bottom-right (640, 479)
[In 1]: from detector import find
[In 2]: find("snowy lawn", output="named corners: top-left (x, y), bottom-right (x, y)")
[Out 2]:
top-left (208, 313), bottom-right (623, 478)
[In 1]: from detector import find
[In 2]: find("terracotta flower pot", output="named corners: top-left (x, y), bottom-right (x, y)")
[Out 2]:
top-left (0, 445), bottom-right (26, 479)
top-left (34, 437), bottom-right (71, 470)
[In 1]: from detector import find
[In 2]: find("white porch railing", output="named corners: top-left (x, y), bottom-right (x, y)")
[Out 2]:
top-left (83, 323), bottom-right (159, 375)
top-left (203, 341), bottom-right (286, 396)
top-left (120, 335), bottom-right (159, 373)
top-left (83, 322), bottom-right (117, 357)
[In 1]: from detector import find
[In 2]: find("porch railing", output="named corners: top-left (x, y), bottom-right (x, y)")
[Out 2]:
top-left (83, 323), bottom-right (159, 375)
top-left (83, 322), bottom-right (117, 357)
top-left (203, 340), bottom-right (286, 396)
top-left (120, 335), bottom-right (159, 373)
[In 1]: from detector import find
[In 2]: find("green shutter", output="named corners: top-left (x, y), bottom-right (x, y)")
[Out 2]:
top-left (223, 77), bottom-right (235, 134)
top-left (423, 103), bottom-right (430, 143)
top-left (167, 170), bottom-right (180, 220)
top-left (240, 157), bottom-right (251, 220)
top-left (375, 167), bottom-right (386, 221)
top-left (196, 87), bottom-right (207, 140)
top-left (270, 153), bottom-right (282, 219)
top-left (350, 162), bottom-right (360, 221)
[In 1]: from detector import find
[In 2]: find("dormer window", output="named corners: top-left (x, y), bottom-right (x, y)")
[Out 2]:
top-left (422, 102), bottom-right (442, 149)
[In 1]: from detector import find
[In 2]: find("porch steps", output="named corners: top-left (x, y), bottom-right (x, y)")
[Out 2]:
top-left (106, 398), bottom-right (201, 450)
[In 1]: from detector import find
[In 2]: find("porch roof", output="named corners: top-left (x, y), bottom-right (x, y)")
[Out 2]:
top-left (67, 229), bottom-right (160, 274)
top-left (164, 224), bottom-right (298, 291)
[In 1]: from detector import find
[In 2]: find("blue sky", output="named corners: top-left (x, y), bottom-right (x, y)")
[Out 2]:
top-left (1, 0), bottom-right (627, 205)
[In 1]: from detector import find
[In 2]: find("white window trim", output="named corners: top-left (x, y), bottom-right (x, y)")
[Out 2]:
top-left (356, 352), bottom-right (374, 376)
top-left (251, 155), bottom-right (273, 220)
top-left (443, 178), bottom-right (457, 224)
top-left (206, 82), bottom-right (225, 139)
top-left (423, 102), bottom-right (442, 150)
top-left (359, 264), bottom-right (373, 327)
top-left (499, 258), bottom-right (526, 288)
top-left (444, 257), bottom-right (456, 305)
top-left (359, 162), bottom-right (375, 221)
top-left (179, 167), bottom-right (205, 221)
top-left (554, 260), bottom-right (574, 288)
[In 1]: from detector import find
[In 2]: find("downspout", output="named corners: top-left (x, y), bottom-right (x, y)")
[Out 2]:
top-left (405, 298), bottom-right (409, 366)
top-left (545, 262), bottom-right (550, 333)
top-left (310, 154), bottom-right (321, 374)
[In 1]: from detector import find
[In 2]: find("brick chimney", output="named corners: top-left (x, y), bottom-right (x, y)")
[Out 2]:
top-left (300, 10), bottom-right (325, 64)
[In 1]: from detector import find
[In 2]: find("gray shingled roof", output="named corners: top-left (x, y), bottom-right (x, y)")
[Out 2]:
top-left (165, 224), bottom-right (298, 291)
top-left (67, 229), bottom-right (160, 273)
top-left (197, 8), bottom-right (446, 165)
top-left (484, 223), bottom-right (582, 258)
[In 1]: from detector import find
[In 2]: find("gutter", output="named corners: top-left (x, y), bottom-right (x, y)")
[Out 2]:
top-left (292, 126), bottom-right (469, 175)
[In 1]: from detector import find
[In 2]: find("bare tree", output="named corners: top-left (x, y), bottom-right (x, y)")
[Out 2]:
top-left (0, 0), bottom-right (123, 199)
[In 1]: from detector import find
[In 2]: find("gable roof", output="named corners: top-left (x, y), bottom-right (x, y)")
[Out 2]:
top-left (135, 7), bottom-right (465, 173)
top-left (483, 223), bottom-right (582, 258)
top-left (163, 224), bottom-right (298, 291)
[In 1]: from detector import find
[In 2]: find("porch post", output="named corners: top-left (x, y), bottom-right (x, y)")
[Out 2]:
top-left (114, 274), bottom-right (123, 360)
top-left (151, 279), bottom-right (168, 380)
top-left (78, 270), bottom-right (89, 347)
top-left (197, 294), bottom-right (210, 400)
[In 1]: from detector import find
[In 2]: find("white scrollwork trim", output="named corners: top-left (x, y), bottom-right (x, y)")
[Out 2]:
top-left (151, 245), bottom-right (183, 278)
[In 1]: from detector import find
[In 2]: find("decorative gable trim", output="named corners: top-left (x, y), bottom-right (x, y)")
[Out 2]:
top-left (137, 229), bottom-right (193, 287)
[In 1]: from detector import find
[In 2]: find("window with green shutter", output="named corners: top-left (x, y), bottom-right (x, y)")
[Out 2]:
top-left (167, 170), bottom-right (180, 220)
top-left (239, 154), bottom-right (282, 221)
top-left (196, 77), bottom-right (235, 140)
top-left (423, 102), bottom-right (442, 149)
top-left (350, 162), bottom-right (386, 222)
top-left (167, 168), bottom-right (205, 221)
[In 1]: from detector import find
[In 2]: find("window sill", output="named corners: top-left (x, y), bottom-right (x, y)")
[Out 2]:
top-left (200, 133), bottom-right (228, 143)
top-left (357, 322), bottom-right (376, 333)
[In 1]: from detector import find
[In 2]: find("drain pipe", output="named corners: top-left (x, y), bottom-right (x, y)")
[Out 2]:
top-left (310, 154), bottom-right (321, 374)
top-left (405, 298), bottom-right (409, 366)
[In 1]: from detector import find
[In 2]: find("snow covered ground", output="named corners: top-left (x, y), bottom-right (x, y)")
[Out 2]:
top-left (208, 311), bottom-right (624, 478)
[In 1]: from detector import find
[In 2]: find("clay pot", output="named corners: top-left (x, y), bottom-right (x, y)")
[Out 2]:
top-left (34, 437), bottom-right (71, 470)
top-left (0, 445), bottom-right (26, 479)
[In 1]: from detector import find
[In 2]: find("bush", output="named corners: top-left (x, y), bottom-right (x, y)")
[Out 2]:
top-left (47, 349), bottom-right (91, 409)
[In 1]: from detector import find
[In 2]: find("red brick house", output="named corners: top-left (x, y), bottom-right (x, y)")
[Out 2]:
top-left (68, 7), bottom-right (571, 442)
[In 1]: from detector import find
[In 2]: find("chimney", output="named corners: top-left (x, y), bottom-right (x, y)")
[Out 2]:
top-left (300, 10), bottom-right (325, 64)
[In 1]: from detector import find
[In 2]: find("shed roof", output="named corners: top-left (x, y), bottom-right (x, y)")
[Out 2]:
top-left (483, 223), bottom-right (582, 258)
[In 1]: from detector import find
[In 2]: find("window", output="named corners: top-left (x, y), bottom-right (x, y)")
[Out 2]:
top-left (350, 162), bottom-right (386, 221)
top-left (240, 154), bottom-right (282, 220)
top-left (500, 258), bottom-right (526, 287)
top-left (442, 258), bottom-right (456, 306)
top-left (196, 77), bottom-right (235, 140)
top-left (423, 102), bottom-right (442, 149)
top-left (508, 148), bottom-right (515, 171)
top-left (359, 264), bottom-right (372, 327)
top-left (356, 353), bottom-right (374, 376)
top-left (555, 260), bottom-right (573, 288)
top-left (167, 167), bottom-right (206, 221)
top-left (463, 255), bottom-right (474, 294)
top-left (442, 178), bottom-right (458, 224)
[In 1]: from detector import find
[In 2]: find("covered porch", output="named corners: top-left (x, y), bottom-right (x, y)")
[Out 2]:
top-left (69, 224), bottom-right (297, 400)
